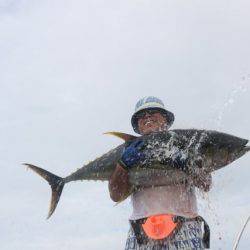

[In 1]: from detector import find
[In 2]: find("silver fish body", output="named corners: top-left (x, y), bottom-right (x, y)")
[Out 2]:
top-left (65, 129), bottom-right (249, 184)
top-left (25, 129), bottom-right (249, 218)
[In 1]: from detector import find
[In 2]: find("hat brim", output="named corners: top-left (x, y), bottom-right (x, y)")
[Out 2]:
top-left (131, 107), bottom-right (175, 134)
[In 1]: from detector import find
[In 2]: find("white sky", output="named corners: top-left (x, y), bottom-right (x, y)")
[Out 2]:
top-left (1, 0), bottom-right (250, 249)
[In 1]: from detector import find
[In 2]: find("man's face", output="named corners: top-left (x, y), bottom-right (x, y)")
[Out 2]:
top-left (137, 111), bottom-right (168, 135)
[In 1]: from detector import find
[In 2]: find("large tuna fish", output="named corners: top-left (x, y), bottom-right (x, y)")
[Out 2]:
top-left (24, 129), bottom-right (250, 218)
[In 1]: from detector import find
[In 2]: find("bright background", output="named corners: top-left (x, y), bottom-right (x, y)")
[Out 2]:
top-left (1, 0), bottom-right (250, 249)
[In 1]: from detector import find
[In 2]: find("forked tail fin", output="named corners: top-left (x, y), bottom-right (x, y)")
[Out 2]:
top-left (23, 163), bottom-right (64, 219)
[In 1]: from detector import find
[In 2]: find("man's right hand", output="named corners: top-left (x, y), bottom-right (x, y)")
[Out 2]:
top-left (119, 140), bottom-right (145, 170)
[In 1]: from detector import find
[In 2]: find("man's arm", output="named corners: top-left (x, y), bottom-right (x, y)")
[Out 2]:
top-left (108, 163), bottom-right (131, 202)
top-left (109, 139), bottom-right (145, 202)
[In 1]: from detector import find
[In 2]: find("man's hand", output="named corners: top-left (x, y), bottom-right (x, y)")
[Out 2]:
top-left (109, 140), bottom-right (145, 202)
top-left (119, 140), bottom-right (145, 170)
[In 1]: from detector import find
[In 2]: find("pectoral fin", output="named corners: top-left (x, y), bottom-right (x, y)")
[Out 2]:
top-left (104, 131), bottom-right (138, 142)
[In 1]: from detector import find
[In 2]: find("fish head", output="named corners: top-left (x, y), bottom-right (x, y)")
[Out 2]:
top-left (206, 146), bottom-right (229, 171)
top-left (202, 143), bottom-right (249, 172)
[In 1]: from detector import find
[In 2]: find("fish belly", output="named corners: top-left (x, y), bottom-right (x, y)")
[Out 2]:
top-left (129, 166), bottom-right (188, 188)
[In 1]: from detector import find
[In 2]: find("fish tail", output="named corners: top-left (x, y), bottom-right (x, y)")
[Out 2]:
top-left (23, 163), bottom-right (64, 219)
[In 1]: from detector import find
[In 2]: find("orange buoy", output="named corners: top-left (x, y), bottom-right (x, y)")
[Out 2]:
top-left (142, 214), bottom-right (177, 240)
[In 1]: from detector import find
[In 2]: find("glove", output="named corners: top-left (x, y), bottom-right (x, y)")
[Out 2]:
top-left (119, 140), bottom-right (145, 170)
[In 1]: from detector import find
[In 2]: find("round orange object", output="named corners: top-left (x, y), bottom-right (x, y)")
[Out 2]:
top-left (142, 214), bottom-right (177, 240)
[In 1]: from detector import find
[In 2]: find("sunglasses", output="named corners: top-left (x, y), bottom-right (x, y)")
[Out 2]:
top-left (136, 110), bottom-right (162, 120)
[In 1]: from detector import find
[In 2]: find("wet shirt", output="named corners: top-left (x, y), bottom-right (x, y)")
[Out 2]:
top-left (129, 184), bottom-right (198, 220)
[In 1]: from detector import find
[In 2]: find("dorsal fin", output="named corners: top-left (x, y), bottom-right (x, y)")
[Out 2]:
top-left (103, 131), bottom-right (138, 142)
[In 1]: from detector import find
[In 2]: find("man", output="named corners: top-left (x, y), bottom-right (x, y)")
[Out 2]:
top-left (109, 96), bottom-right (211, 249)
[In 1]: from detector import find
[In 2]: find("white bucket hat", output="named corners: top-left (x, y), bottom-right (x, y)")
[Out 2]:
top-left (131, 96), bottom-right (175, 134)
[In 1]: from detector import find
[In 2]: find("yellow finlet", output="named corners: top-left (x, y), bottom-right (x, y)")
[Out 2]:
top-left (104, 131), bottom-right (138, 142)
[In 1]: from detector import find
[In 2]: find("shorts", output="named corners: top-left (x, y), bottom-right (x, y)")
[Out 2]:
top-left (124, 220), bottom-right (206, 250)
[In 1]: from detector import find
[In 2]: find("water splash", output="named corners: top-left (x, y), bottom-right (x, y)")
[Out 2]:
top-left (210, 75), bottom-right (250, 130)
top-left (198, 75), bottom-right (250, 248)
